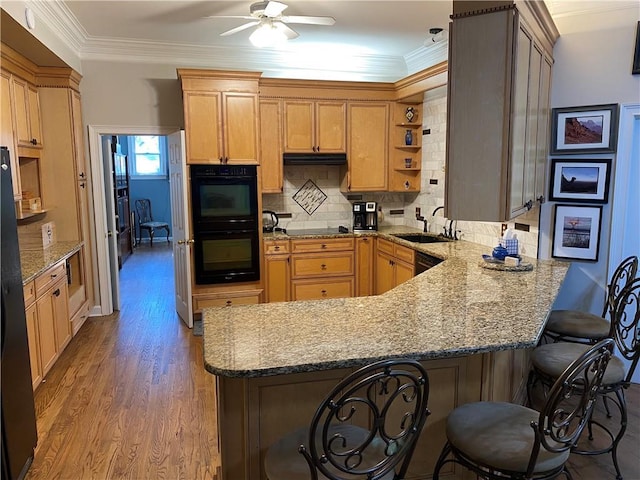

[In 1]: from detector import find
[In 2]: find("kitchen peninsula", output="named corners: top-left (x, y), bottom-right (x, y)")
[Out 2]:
top-left (203, 229), bottom-right (570, 479)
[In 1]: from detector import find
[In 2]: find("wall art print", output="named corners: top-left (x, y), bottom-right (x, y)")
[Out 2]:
top-left (549, 158), bottom-right (611, 204)
top-left (552, 204), bottom-right (602, 262)
top-left (551, 104), bottom-right (619, 155)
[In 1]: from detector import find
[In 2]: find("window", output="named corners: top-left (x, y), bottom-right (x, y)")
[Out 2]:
top-left (128, 135), bottom-right (167, 179)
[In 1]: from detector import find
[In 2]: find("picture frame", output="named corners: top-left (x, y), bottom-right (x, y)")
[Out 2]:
top-left (633, 21), bottom-right (640, 75)
top-left (552, 204), bottom-right (602, 262)
top-left (551, 104), bottom-right (619, 154)
top-left (549, 158), bottom-right (611, 203)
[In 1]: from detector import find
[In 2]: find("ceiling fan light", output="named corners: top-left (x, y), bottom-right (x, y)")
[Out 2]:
top-left (249, 23), bottom-right (287, 47)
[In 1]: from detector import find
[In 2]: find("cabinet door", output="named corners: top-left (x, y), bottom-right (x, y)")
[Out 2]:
top-left (291, 278), bottom-right (354, 301)
top-left (0, 71), bottom-right (20, 199)
top-left (11, 76), bottom-right (32, 147)
top-left (52, 280), bottom-right (71, 352)
top-left (375, 251), bottom-right (395, 295)
top-left (265, 254), bottom-right (290, 303)
top-left (534, 53), bottom-right (552, 205)
top-left (184, 91), bottom-right (222, 163)
top-left (355, 237), bottom-right (374, 297)
top-left (347, 103), bottom-right (388, 191)
top-left (259, 99), bottom-right (283, 192)
top-left (36, 291), bottom-right (58, 376)
top-left (71, 91), bottom-right (92, 243)
top-left (394, 260), bottom-right (414, 287)
top-left (223, 92), bottom-right (259, 164)
top-left (315, 101), bottom-right (346, 152)
top-left (283, 100), bottom-right (314, 152)
top-left (25, 303), bottom-right (42, 390)
top-left (27, 85), bottom-right (43, 147)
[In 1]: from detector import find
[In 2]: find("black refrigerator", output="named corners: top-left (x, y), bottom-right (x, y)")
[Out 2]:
top-left (1, 146), bottom-right (38, 480)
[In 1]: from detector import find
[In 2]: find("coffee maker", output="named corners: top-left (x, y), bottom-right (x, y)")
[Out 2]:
top-left (353, 201), bottom-right (378, 231)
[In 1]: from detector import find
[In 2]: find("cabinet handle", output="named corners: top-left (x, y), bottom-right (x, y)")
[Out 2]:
top-left (31, 138), bottom-right (37, 145)
top-left (274, 245), bottom-right (280, 251)
top-left (225, 300), bottom-right (232, 306)
top-left (321, 244), bottom-right (327, 249)
top-left (51, 273), bottom-right (58, 279)
top-left (53, 289), bottom-right (60, 297)
top-left (79, 172), bottom-right (86, 179)
top-left (219, 157), bottom-right (223, 163)
top-left (321, 290), bottom-right (327, 296)
top-left (320, 264), bottom-right (327, 270)
top-left (80, 182), bottom-right (86, 189)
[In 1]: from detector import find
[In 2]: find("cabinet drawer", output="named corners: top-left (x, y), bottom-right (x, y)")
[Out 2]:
top-left (377, 238), bottom-right (395, 256)
top-left (290, 238), bottom-right (354, 253)
top-left (264, 240), bottom-right (290, 254)
top-left (23, 281), bottom-right (36, 307)
top-left (291, 253), bottom-right (354, 278)
top-left (35, 262), bottom-right (66, 297)
top-left (394, 244), bottom-right (415, 264)
top-left (292, 278), bottom-right (354, 301)
top-left (194, 290), bottom-right (262, 311)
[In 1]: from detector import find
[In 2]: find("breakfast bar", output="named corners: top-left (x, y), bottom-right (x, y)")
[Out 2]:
top-left (203, 233), bottom-right (570, 479)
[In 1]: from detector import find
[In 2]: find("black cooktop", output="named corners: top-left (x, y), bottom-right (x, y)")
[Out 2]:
top-left (285, 226), bottom-right (350, 236)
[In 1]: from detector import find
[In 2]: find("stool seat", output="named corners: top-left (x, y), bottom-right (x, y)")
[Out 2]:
top-left (265, 425), bottom-right (395, 480)
top-left (446, 402), bottom-right (570, 474)
top-left (545, 310), bottom-right (610, 340)
top-left (532, 342), bottom-right (626, 386)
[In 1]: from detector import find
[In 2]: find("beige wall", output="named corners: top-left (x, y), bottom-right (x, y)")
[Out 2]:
top-left (79, 61), bottom-right (184, 129)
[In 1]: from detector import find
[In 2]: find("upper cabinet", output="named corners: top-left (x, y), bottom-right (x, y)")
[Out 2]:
top-left (11, 75), bottom-right (43, 149)
top-left (0, 69), bottom-right (21, 199)
top-left (446, 2), bottom-right (558, 221)
top-left (259, 98), bottom-right (284, 193)
top-left (343, 102), bottom-right (389, 192)
top-left (283, 100), bottom-right (346, 153)
top-left (178, 69), bottom-right (261, 165)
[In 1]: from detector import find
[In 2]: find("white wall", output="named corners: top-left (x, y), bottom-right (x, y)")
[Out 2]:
top-left (539, 6), bottom-right (640, 314)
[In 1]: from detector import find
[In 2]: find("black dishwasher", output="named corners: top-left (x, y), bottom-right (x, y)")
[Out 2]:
top-left (415, 251), bottom-right (443, 275)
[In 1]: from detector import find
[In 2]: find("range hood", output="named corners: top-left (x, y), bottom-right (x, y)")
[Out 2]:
top-left (283, 153), bottom-right (347, 166)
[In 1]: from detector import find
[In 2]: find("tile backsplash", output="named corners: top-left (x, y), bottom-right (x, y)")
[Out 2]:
top-left (262, 85), bottom-right (540, 257)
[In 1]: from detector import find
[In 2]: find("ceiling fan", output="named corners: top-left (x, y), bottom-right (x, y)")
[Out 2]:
top-left (206, 1), bottom-right (336, 47)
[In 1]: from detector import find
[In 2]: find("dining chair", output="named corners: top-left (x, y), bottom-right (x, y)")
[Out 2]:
top-left (134, 198), bottom-right (170, 247)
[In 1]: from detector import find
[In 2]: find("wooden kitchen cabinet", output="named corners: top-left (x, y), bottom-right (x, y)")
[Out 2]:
top-left (375, 238), bottom-right (415, 294)
top-left (264, 239), bottom-right (290, 302)
top-left (355, 236), bottom-right (375, 296)
top-left (193, 290), bottom-right (262, 311)
top-left (389, 100), bottom-right (422, 193)
top-left (446, 4), bottom-right (557, 221)
top-left (259, 99), bottom-right (283, 193)
top-left (178, 70), bottom-right (261, 165)
top-left (0, 69), bottom-right (20, 199)
top-left (11, 75), bottom-right (43, 149)
top-left (283, 100), bottom-right (346, 153)
top-left (343, 102), bottom-right (389, 192)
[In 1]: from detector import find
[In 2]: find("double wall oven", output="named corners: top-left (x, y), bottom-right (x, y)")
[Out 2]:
top-left (190, 165), bottom-right (260, 285)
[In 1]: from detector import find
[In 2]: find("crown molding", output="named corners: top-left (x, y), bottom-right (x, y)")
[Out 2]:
top-left (29, 0), bottom-right (88, 53)
top-left (404, 42), bottom-right (448, 76)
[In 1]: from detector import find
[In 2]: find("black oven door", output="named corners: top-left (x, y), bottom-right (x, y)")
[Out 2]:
top-left (194, 230), bottom-right (260, 285)
top-left (190, 165), bottom-right (258, 227)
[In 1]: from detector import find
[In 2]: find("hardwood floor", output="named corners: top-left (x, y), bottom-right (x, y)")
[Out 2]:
top-left (25, 243), bottom-right (221, 480)
top-left (23, 243), bottom-right (640, 479)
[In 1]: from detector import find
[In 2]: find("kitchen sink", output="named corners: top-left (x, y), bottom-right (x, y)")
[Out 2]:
top-left (391, 233), bottom-right (451, 243)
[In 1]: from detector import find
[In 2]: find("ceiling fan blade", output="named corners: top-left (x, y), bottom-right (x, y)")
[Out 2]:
top-left (219, 21), bottom-right (260, 37)
top-left (275, 22), bottom-right (299, 40)
top-left (204, 15), bottom-right (255, 20)
top-left (264, 1), bottom-right (288, 17)
top-left (280, 15), bottom-right (336, 26)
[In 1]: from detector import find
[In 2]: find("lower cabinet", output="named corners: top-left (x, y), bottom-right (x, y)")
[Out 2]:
top-left (291, 277), bottom-right (354, 301)
top-left (355, 237), bottom-right (375, 297)
top-left (193, 290), bottom-right (262, 310)
top-left (24, 260), bottom-right (71, 390)
top-left (375, 238), bottom-right (415, 295)
top-left (264, 239), bottom-right (290, 303)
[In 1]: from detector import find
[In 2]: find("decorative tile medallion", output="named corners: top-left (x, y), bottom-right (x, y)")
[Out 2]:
top-left (292, 180), bottom-right (327, 215)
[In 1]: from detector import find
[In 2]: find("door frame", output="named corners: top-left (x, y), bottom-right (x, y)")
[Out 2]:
top-left (88, 125), bottom-right (179, 315)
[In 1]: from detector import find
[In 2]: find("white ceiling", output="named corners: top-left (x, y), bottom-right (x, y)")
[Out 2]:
top-left (7, 0), bottom-right (640, 82)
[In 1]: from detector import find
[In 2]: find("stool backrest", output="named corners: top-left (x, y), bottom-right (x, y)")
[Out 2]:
top-left (611, 278), bottom-right (640, 382)
top-left (532, 338), bottom-right (613, 473)
top-left (299, 359), bottom-right (430, 480)
top-left (603, 255), bottom-right (638, 320)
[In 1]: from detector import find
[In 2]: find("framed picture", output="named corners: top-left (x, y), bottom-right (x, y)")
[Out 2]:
top-left (552, 204), bottom-right (602, 262)
top-left (549, 158), bottom-right (611, 203)
top-left (551, 104), bottom-right (619, 154)
top-left (633, 21), bottom-right (640, 75)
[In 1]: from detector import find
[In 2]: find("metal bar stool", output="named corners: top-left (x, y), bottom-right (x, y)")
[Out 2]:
top-left (528, 278), bottom-right (640, 480)
top-left (543, 255), bottom-right (637, 344)
top-left (264, 359), bottom-right (431, 480)
top-left (433, 339), bottom-right (614, 480)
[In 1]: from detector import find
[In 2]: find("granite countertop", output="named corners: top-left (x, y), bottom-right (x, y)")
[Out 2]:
top-left (203, 227), bottom-right (570, 378)
top-left (21, 241), bottom-right (83, 284)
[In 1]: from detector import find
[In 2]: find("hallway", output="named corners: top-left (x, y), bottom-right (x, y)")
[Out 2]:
top-left (25, 243), bottom-right (220, 479)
